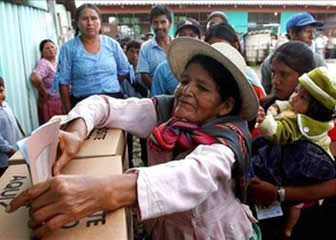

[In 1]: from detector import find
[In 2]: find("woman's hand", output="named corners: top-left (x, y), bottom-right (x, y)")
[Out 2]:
top-left (7, 175), bottom-right (114, 238)
top-left (7, 174), bottom-right (138, 238)
top-left (248, 176), bottom-right (277, 206)
top-left (39, 91), bottom-right (49, 103)
top-left (53, 130), bottom-right (83, 175)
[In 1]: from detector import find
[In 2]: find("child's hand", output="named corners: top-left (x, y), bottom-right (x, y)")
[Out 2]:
top-left (8, 148), bottom-right (16, 157)
top-left (256, 106), bottom-right (265, 124)
top-left (268, 104), bottom-right (280, 116)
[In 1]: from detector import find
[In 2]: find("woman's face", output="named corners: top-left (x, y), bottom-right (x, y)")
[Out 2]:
top-left (42, 42), bottom-right (57, 60)
top-left (207, 16), bottom-right (224, 29)
top-left (78, 7), bottom-right (101, 38)
top-left (271, 59), bottom-right (300, 100)
top-left (174, 62), bottom-right (231, 125)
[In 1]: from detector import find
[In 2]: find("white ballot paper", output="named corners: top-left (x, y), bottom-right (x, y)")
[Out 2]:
top-left (17, 119), bottom-right (60, 184)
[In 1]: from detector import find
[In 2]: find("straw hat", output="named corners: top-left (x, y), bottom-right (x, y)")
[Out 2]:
top-left (168, 37), bottom-right (258, 121)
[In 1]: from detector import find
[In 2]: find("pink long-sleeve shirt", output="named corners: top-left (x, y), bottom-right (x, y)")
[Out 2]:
top-left (66, 95), bottom-right (256, 240)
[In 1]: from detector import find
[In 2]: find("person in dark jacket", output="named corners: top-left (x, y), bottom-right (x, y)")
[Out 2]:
top-left (249, 40), bottom-right (336, 240)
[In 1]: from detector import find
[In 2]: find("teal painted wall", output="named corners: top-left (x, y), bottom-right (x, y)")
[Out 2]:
top-left (225, 11), bottom-right (248, 33)
top-left (280, 12), bottom-right (300, 33)
top-left (0, 1), bottom-right (57, 133)
top-left (0, 57), bottom-right (2, 77)
top-left (170, 12), bottom-right (175, 36)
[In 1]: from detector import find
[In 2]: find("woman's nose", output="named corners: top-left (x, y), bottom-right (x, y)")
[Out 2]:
top-left (272, 75), bottom-right (280, 85)
top-left (182, 83), bottom-right (193, 95)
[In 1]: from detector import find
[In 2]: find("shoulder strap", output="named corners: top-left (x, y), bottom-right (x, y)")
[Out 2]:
top-left (152, 95), bottom-right (175, 124)
top-left (224, 122), bottom-right (251, 203)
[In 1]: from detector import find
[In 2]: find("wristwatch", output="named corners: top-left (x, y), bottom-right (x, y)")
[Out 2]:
top-left (277, 186), bottom-right (285, 202)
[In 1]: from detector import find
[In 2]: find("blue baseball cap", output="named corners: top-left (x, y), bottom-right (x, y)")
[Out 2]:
top-left (286, 12), bottom-right (323, 33)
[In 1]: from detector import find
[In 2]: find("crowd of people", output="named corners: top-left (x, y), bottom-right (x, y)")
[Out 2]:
top-left (1, 3), bottom-right (336, 240)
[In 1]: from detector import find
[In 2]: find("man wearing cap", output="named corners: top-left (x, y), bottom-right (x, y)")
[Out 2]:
top-left (136, 5), bottom-right (173, 89)
top-left (261, 12), bottom-right (327, 94)
top-left (151, 17), bottom-right (202, 96)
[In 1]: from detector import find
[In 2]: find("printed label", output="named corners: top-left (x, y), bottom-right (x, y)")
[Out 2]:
top-left (0, 176), bottom-right (27, 209)
top-left (62, 211), bottom-right (106, 229)
top-left (255, 201), bottom-right (283, 220)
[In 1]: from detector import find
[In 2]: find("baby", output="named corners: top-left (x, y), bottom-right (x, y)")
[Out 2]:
top-left (256, 67), bottom-right (336, 237)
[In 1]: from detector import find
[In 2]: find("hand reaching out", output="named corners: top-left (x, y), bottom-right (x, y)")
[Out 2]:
top-left (7, 175), bottom-right (114, 238)
top-left (7, 173), bottom-right (138, 238)
top-left (52, 130), bottom-right (83, 175)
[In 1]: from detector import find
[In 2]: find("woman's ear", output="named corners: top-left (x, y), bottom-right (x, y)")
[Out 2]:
top-left (217, 97), bottom-right (235, 116)
top-left (288, 29), bottom-right (295, 40)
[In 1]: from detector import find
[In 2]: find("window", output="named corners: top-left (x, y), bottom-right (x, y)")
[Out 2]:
top-left (248, 13), bottom-right (280, 31)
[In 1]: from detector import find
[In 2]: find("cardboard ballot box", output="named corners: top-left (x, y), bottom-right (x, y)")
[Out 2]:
top-left (50, 115), bottom-right (126, 159)
top-left (0, 157), bottom-right (128, 240)
top-left (75, 128), bottom-right (125, 159)
top-left (0, 165), bottom-right (31, 239)
top-left (8, 128), bottom-right (125, 165)
top-left (8, 150), bottom-right (25, 166)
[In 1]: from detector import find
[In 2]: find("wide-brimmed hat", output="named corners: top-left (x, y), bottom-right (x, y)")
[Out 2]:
top-left (299, 67), bottom-right (336, 110)
top-left (286, 12), bottom-right (323, 33)
top-left (168, 38), bottom-right (258, 121)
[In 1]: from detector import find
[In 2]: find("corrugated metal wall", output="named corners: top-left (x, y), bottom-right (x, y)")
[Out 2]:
top-left (0, 0), bottom-right (57, 134)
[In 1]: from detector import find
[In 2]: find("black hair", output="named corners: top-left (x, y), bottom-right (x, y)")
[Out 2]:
top-left (204, 23), bottom-right (240, 51)
top-left (287, 26), bottom-right (304, 40)
top-left (271, 33), bottom-right (278, 39)
top-left (175, 17), bottom-right (201, 39)
top-left (261, 41), bottom-right (316, 110)
top-left (126, 40), bottom-right (141, 53)
top-left (0, 76), bottom-right (4, 88)
top-left (74, 4), bottom-right (102, 36)
top-left (118, 36), bottom-right (131, 49)
top-left (271, 41), bottom-right (316, 76)
top-left (150, 5), bottom-right (172, 23)
top-left (305, 95), bottom-right (334, 122)
top-left (185, 54), bottom-right (241, 116)
top-left (39, 39), bottom-right (55, 57)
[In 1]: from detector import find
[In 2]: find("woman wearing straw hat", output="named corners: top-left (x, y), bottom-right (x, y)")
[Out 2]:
top-left (8, 38), bottom-right (260, 240)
